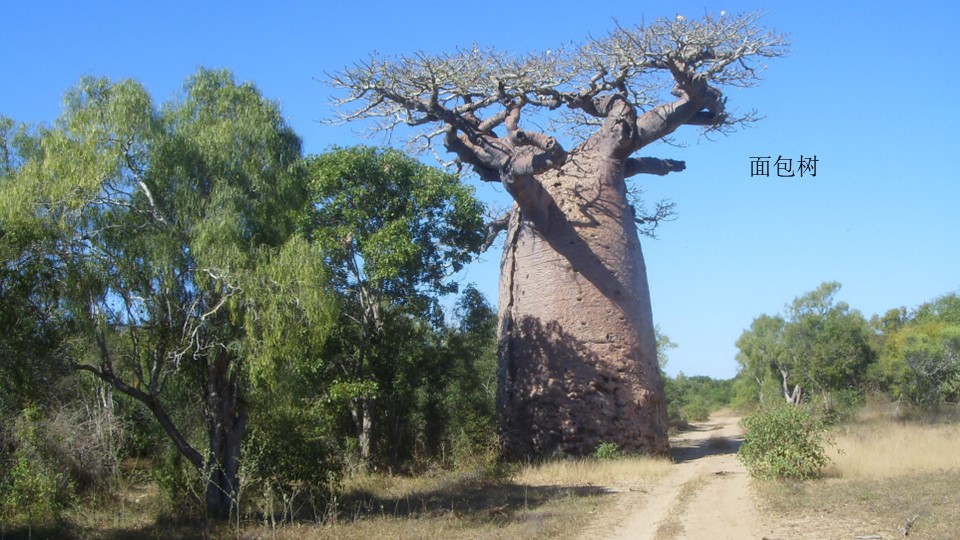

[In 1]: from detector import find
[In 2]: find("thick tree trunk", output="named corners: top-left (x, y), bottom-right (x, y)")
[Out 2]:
top-left (497, 149), bottom-right (669, 458)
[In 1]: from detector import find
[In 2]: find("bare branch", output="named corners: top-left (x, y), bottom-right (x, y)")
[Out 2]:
top-left (632, 198), bottom-right (678, 239)
top-left (481, 210), bottom-right (512, 252)
top-left (327, 11), bottom-right (787, 163)
top-left (625, 157), bottom-right (686, 178)
top-left (75, 362), bottom-right (205, 470)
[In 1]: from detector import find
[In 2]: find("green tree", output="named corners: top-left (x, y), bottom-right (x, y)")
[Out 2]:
top-left (735, 314), bottom-right (787, 405)
top-left (876, 293), bottom-right (960, 407)
top-left (735, 283), bottom-right (874, 408)
top-left (436, 285), bottom-right (499, 465)
top-left (0, 70), bottom-right (335, 520)
top-left (0, 119), bottom-right (69, 415)
top-left (655, 325), bottom-right (677, 372)
top-left (305, 146), bottom-right (484, 466)
top-left (664, 373), bottom-right (735, 426)
top-left (782, 283), bottom-right (874, 406)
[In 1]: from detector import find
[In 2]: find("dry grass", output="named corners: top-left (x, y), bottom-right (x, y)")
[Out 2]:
top-left (244, 494), bottom-right (599, 540)
top-left (51, 456), bottom-right (670, 540)
top-left (238, 457), bottom-right (671, 540)
top-left (515, 455), bottom-right (673, 489)
top-left (827, 420), bottom-right (960, 479)
top-left (759, 472), bottom-right (960, 539)
top-left (758, 409), bottom-right (960, 540)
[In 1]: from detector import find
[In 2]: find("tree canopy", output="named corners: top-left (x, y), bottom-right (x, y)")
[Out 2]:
top-left (330, 11), bottom-right (788, 184)
top-left (0, 68), bottom-right (336, 519)
top-left (875, 293), bottom-right (960, 407)
top-left (305, 146), bottom-right (485, 466)
top-left (736, 282), bottom-right (874, 407)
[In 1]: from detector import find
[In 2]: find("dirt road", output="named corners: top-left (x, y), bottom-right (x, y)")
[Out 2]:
top-left (592, 415), bottom-right (773, 540)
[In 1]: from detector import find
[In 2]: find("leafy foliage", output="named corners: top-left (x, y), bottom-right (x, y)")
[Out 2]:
top-left (735, 282), bottom-right (874, 408)
top-left (874, 293), bottom-right (960, 408)
top-left (594, 441), bottom-right (621, 461)
top-left (663, 373), bottom-right (734, 427)
top-left (0, 69), bottom-right (337, 519)
top-left (738, 405), bottom-right (830, 480)
top-left (0, 407), bottom-right (75, 528)
top-left (307, 146), bottom-right (484, 301)
top-left (305, 146), bottom-right (485, 469)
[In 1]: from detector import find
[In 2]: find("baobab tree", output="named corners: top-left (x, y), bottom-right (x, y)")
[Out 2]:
top-left (330, 12), bottom-right (787, 458)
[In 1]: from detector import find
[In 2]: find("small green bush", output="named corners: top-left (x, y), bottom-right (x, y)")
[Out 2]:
top-left (0, 407), bottom-right (75, 528)
top-left (594, 441), bottom-right (620, 461)
top-left (811, 388), bottom-right (864, 424)
top-left (680, 398), bottom-right (711, 423)
top-left (152, 447), bottom-right (204, 519)
top-left (737, 405), bottom-right (830, 479)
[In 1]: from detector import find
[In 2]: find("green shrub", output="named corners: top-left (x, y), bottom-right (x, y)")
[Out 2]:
top-left (240, 401), bottom-right (344, 522)
top-left (594, 441), bottom-right (620, 461)
top-left (737, 405), bottom-right (830, 479)
top-left (680, 397), bottom-right (711, 423)
top-left (0, 407), bottom-right (75, 528)
top-left (152, 447), bottom-right (204, 519)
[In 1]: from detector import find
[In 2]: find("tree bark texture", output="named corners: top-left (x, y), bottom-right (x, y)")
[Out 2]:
top-left (497, 146), bottom-right (669, 458)
top-left (204, 350), bottom-right (246, 521)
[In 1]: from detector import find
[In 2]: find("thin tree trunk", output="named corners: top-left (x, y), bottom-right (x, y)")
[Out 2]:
top-left (204, 350), bottom-right (246, 521)
top-left (780, 367), bottom-right (802, 405)
top-left (497, 150), bottom-right (669, 458)
top-left (77, 355), bottom-right (245, 521)
top-left (350, 399), bottom-right (372, 463)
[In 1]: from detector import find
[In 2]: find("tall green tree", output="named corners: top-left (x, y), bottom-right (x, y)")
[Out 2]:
top-left (782, 282), bottom-right (874, 401)
top-left (305, 146), bottom-right (484, 466)
top-left (0, 70), bottom-right (335, 520)
top-left (0, 120), bottom-right (70, 414)
top-left (434, 285), bottom-right (499, 464)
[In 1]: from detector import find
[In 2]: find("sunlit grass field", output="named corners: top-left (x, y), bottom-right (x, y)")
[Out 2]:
top-left (828, 420), bottom-right (960, 479)
top-left (759, 402), bottom-right (960, 539)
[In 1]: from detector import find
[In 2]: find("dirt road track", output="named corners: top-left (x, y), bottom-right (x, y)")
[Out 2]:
top-left (591, 415), bottom-right (774, 540)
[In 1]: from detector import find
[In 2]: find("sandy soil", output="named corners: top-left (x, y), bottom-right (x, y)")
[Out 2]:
top-left (588, 414), bottom-right (778, 540)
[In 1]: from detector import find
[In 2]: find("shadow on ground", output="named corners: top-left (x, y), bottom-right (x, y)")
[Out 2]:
top-left (333, 474), bottom-right (610, 524)
top-left (31, 473), bottom-right (612, 539)
top-left (670, 427), bottom-right (743, 463)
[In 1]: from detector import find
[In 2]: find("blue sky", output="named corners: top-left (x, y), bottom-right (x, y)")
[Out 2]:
top-left (2, 1), bottom-right (957, 379)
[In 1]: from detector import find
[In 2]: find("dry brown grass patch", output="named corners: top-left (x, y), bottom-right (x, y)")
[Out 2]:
top-left (248, 457), bottom-right (672, 539)
top-left (759, 472), bottom-right (960, 539)
top-left (758, 415), bottom-right (960, 539)
top-left (826, 420), bottom-right (960, 479)
top-left (515, 455), bottom-right (672, 489)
